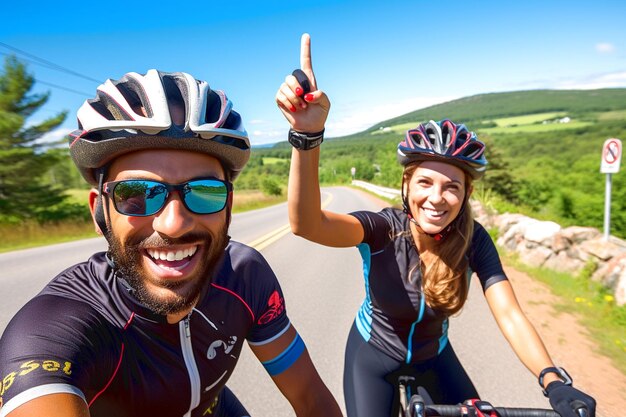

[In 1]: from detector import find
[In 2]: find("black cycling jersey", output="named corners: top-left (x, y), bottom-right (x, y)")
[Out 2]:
top-left (0, 241), bottom-right (290, 417)
top-left (350, 207), bottom-right (507, 363)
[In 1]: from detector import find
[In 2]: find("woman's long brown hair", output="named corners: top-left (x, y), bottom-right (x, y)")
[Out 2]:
top-left (402, 162), bottom-right (474, 316)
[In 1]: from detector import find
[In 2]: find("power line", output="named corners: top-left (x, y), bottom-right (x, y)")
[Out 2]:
top-left (0, 41), bottom-right (101, 83)
top-left (0, 51), bottom-right (91, 96)
top-left (35, 80), bottom-right (91, 97)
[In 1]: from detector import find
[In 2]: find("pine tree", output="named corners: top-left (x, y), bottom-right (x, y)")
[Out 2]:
top-left (0, 55), bottom-right (67, 221)
top-left (480, 136), bottom-right (520, 203)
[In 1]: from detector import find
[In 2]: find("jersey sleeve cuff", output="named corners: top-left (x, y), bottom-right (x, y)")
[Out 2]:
top-left (247, 321), bottom-right (291, 346)
top-left (0, 383), bottom-right (86, 417)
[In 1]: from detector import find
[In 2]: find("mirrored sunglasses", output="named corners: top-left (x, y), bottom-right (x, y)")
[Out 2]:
top-left (103, 177), bottom-right (232, 217)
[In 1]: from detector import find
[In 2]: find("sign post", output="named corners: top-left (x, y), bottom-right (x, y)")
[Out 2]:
top-left (600, 138), bottom-right (622, 241)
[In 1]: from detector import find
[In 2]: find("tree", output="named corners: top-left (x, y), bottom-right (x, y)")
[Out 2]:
top-left (479, 136), bottom-right (520, 203)
top-left (0, 55), bottom-right (68, 221)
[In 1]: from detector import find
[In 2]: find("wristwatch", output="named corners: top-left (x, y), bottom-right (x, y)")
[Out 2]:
top-left (288, 128), bottom-right (324, 150)
top-left (539, 366), bottom-right (573, 396)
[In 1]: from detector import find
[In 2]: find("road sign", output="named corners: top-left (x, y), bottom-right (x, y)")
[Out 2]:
top-left (600, 138), bottom-right (622, 174)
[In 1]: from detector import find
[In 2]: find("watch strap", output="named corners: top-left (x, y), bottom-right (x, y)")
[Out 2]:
top-left (288, 128), bottom-right (324, 150)
top-left (539, 366), bottom-right (573, 396)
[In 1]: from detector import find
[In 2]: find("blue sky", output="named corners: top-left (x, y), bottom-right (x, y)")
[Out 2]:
top-left (2, 0), bottom-right (625, 146)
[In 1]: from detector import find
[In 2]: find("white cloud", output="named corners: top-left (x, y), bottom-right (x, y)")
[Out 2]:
top-left (595, 43), bottom-right (616, 54)
top-left (325, 96), bottom-right (457, 138)
top-left (35, 127), bottom-right (74, 146)
top-left (511, 70), bottom-right (626, 91)
top-left (554, 71), bottom-right (626, 90)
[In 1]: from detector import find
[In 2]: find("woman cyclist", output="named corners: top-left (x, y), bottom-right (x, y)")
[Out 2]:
top-left (275, 34), bottom-right (597, 417)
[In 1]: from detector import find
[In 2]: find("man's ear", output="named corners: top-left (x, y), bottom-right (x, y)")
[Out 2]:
top-left (88, 188), bottom-right (103, 235)
top-left (226, 192), bottom-right (234, 226)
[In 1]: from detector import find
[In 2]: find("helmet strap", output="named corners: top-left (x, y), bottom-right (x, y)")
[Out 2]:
top-left (95, 170), bottom-right (113, 244)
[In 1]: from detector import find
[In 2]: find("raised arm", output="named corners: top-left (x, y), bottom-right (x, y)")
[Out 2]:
top-left (276, 33), bottom-right (364, 248)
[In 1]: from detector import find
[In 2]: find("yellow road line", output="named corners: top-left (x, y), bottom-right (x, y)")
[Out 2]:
top-left (249, 223), bottom-right (292, 251)
top-left (249, 192), bottom-right (333, 251)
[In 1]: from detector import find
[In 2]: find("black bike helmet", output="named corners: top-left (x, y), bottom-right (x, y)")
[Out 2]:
top-left (397, 119), bottom-right (487, 179)
top-left (68, 69), bottom-right (250, 184)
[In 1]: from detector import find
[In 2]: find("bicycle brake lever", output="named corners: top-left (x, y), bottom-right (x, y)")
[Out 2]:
top-left (408, 395), bottom-right (426, 417)
top-left (575, 407), bottom-right (589, 417)
top-left (571, 400), bottom-right (589, 417)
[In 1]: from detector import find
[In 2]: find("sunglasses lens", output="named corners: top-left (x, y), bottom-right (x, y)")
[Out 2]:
top-left (113, 180), bottom-right (167, 216)
top-left (185, 179), bottom-right (229, 214)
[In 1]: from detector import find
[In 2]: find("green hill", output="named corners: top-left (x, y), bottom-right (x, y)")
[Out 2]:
top-left (241, 88), bottom-right (626, 238)
top-left (369, 88), bottom-right (626, 131)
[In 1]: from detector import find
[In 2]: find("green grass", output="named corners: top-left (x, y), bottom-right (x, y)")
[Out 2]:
top-left (0, 189), bottom-right (96, 253)
top-left (0, 220), bottom-right (98, 253)
top-left (597, 109), bottom-right (626, 121)
top-left (500, 251), bottom-right (626, 376)
top-left (370, 122), bottom-right (419, 135)
top-left (261, 157), bottom-right (288, 165)
top-left (368, 111), bottom-right (593, 137)
top-left (490, 112), bottom-right (567, 127)
top-left (231, 190), bottom-right (287, 212)
top-left (479, 120), bottom-right (592, 134)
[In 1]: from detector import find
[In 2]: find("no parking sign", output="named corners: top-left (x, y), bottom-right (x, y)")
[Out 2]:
top-left (601, 138), bottom-right (622, 240)
top-left (600, 138), bottom-right (622, 174)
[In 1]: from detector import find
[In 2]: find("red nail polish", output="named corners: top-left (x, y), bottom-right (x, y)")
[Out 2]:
top-left (290, 105), bottom-right (297, 112)
top-left (295, 87), bottom-right (303, 96)
top-left (304, 93), bottom-right (314, 102)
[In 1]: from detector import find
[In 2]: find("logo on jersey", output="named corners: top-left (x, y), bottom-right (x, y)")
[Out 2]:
top-left (257, 290), bottom-right (284, 324)
top-left (206, 336), bottom-right (237, 360)
top-left (1, 360), bottom-right (73, 398)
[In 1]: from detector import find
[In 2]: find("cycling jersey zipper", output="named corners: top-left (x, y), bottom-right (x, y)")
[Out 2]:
top-left (405, 292), bottom-right (426, 364)
top-left (180, 312), bottom-right (201, 417)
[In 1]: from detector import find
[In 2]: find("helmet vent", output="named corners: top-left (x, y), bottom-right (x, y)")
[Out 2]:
top-left (161, 75), bottom-right (187, 127)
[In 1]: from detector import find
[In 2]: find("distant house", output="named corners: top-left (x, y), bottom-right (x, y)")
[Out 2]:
top-left (542, 116), bottom-right (571, 124)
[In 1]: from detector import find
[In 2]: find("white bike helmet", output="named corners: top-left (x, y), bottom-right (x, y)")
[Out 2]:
top-left (69, 69), bottom-right (250, 184)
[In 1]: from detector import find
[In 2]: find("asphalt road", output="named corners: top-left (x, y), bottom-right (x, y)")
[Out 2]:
top-left (0, 186), bottom-right (552, 415)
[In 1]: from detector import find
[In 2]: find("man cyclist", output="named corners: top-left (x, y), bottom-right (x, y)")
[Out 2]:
top-left (0, 70), bottom-right (343, 417)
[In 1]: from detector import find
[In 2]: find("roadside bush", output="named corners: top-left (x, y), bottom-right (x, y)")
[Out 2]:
top-left (35, 202), bottom-right (92, 223)
top-left (261, 178), bottom-right (283, 196)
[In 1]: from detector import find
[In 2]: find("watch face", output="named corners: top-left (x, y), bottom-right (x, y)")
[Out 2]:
top-left (290, 136), bottom-right (303, 148)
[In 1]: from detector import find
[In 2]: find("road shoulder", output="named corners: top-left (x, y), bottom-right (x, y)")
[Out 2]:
top-left (506, 264), bottom-right (625, 417)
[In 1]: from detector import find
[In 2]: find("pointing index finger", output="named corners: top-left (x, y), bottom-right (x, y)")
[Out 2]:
top-left (299, 33), bottom-right (316, 89)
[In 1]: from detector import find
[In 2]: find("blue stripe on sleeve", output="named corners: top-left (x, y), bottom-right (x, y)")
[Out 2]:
top-left (261, 332), bottom-right (306, 376)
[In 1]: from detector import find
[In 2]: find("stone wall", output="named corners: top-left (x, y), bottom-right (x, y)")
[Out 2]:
top-left (472, 202), bottom-right (626, 306)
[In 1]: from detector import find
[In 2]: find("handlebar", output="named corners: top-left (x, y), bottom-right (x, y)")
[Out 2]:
top-left (408, 395), bottom-right (588, 417)
top-left (422, 405), bottom-right (558, 417)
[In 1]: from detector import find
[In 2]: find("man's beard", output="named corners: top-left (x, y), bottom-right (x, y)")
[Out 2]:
top-left (108, 226), bottom-right (229, 316)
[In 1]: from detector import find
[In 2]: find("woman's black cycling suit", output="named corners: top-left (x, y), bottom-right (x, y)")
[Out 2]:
top-left (0, 241), bottom-right (291, 417)
top-left (344, 208), bottom-right (508, 417)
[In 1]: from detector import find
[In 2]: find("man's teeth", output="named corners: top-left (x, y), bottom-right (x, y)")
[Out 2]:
top-left (147, 246), bottom-right (198, 261)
